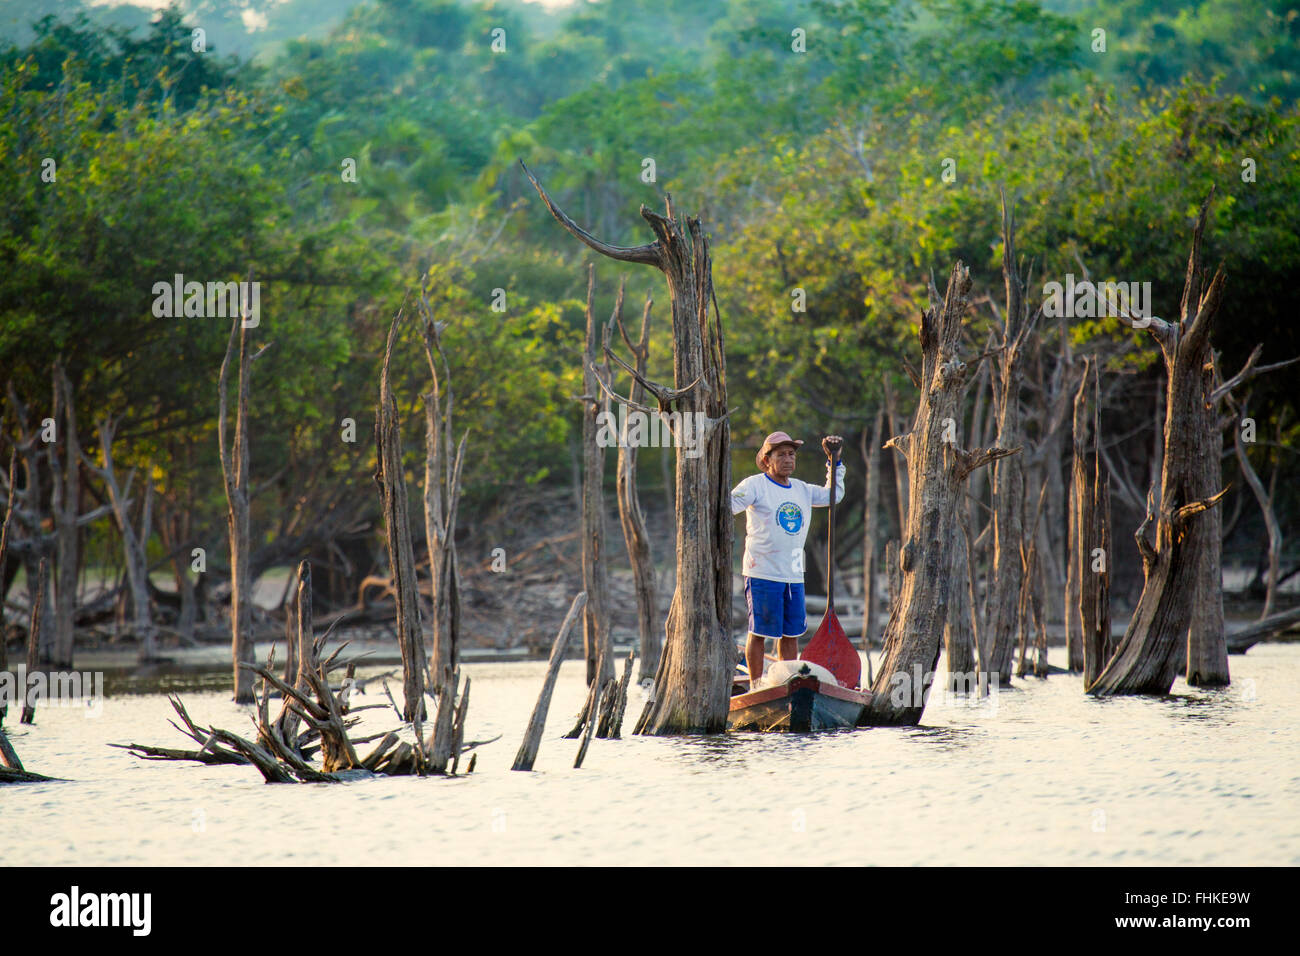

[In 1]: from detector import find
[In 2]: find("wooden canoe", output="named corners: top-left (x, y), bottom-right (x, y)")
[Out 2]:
top-left (729, 663), bottom-right (869, 732)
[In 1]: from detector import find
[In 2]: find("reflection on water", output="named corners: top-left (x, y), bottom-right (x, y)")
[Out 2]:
top-left (5, 645), bottom-right (1298, 865)
top-left (906, 725), bottom-right (978, 752)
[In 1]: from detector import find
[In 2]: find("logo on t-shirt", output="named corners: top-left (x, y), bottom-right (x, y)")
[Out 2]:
top-left (776, 502), bottom-right (803, 534)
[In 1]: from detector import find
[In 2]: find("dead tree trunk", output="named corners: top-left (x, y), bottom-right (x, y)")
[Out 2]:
top-left (417, 282), bottom-right (468, 700)
top-left (84, 419), bottom-right (157, 663)
top-left (522, 161), bottom-right (733, 734)
top-left (218, 318), bottom-right (258, 703)
top-left (1231, 397), bottom-right (1281, 621)
top-left (375, 311), bottom-right (426, 721)
top-left (861, 263), bottom-right (1017, 725)
top-left (1089, 194), bottom-right (1228, 696)
top-left (6, 387), bottom-right (55, 664)
top-left (1, 725), bottom-right (53, 783)
top-left (1070, 362), bottom-right (1091, 681)
top-left (613, 291), bottom-right (661, 682)
top-left (1183, 403), bottom-right (1227, 683)
top-left (577, 264), bottom-right (613, 690)
top-left (884, 378), bottom-right (908, 534)
top-left (1071, 360), bottom-right (1114, 687)
top-left (1065, 457), bottom-right (1084, 675)
top-left (944, 519), bottom-right (977, 686)
top-left (21, 558), bottom-right (46, 724)
top-left (0, 451), bottom-right (14, 727)
top-left (160, 497), bottom-right (198, 643)
top-left (49, 363), bottom-right (80, 668)
top-left (275, 560), bottom-right (313, 746)
top-left (983, 193), bottom-right (1036, 683)
top-left (513, 591), bottom-right (586, 771)
top-left (861, 410), bottom-right (883, 650)
top-left (282, 579), bottom-right (298, 684)
top-left (1189, 345), bottom-right (1296, 684)
top-left (1038, 327), bottom-right (1075, 628)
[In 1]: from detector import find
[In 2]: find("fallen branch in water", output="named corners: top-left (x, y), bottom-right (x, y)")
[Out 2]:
top-left (513, 591), bottom-right (585, 772)
top-left (0, 726), bottom-right (57, 784)
top-left (111, 560), bottom-right (488, 781)
top-left (1226, 605), bottom-right (1300, 654)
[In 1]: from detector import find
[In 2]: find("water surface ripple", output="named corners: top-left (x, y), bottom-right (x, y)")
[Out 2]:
top-left (3, 645), bottom-right (1296, 865)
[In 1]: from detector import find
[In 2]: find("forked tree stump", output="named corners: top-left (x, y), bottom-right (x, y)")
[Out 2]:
top-left (860, 263), bottom-right (1017, 726)
top-left (1089, 194), bottom-right (1229, 696)
top-left (522, 161), bottom-right (733, 734)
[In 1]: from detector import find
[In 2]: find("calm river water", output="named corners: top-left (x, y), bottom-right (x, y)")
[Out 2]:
top-left (4, 644), bottom-right (1298, 865)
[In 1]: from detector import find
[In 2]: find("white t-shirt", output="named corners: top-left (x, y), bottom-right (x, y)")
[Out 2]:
top-left (730, 461), bottom-right (846, 584)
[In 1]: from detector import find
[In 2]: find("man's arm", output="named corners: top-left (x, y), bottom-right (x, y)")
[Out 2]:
top-left (730, 476), bottom-right (755, 515)
top-left (809, 460), bottom-right (846, 507)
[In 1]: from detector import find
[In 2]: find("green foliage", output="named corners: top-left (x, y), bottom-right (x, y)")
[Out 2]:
top-left (2, 0), bottom-right (1298, 562)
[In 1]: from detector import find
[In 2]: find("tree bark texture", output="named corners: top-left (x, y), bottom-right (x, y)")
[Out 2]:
top-left (512, 591), bottom-right (586, 771)
top-left (861, 410), bottom-right (883, 649)
top-left (1185, 412), bottom-right (1228, 685)
top-left (519, 162), bottom-right (734, 734)
top-left (1089, 195), bottom-right (1227, 696)
top-left (944, 518), bottom-right (977, 686)
top-left (983, 193), bottom-right (1034, 683)
top-left (50, 364), bottom-right (80, 668)
top-left (0, 454), bottom-right (12, 726)
top-left (579, 264), bottom-right (613, 690)
top-left (1232, 402), bottom-right (1280, 622)
top-left (418, 289), bottom-right (467, 700)
top-left (375, 312), bottom-right (427, 720)
top-left (614, 292), bottom-right (661, 681)
top-left (861, 263), bottom-right (1017, 725)
top-left (218, 319), bottom-right (256, 702)
top-left (87, 420), bottom-right (158, 664)
top-left (21, 558), bottom-right (46, 723)
top-left (1070, 361), bottom-right (1114, 687)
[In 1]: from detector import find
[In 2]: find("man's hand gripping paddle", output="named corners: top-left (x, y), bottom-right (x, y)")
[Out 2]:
top-left (800, 436), bottom-right (862, 689)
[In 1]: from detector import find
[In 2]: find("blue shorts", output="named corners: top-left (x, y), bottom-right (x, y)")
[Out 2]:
top-left (744, 577), bottom-right (806, 640)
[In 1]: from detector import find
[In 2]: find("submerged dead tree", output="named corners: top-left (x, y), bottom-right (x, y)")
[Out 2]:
top-left (1069, 360), bottom-right (1113, 688)
top-left (0, 451), bottom-right (15, 727)
top-left (513, 591), bottom-right (586, 771)
top-left (4, 385), bottom-right (56, 664)
top-left (218, 311), bottom-right (264, 704)
top-left (277, 560), bottom-right (314, 746)
top-left (861, 264), bottom-right (1017, 725)
top-left (1231, 396), bottom-right (1284, 621)
top-left (49, 363), bottom-right (80, 668)
top-left (21, 557), bottom-right (46, 724)
top-left (1, 726), bottom-right (54, 784)
top-left (1089, 195), bottom-right (1228, 696)
top-left (575, 265), bottom-right (613, 691)
top-left (862, 410), bottom-right (883, 656)
top-left (83, 419), bottom-right (158, 663)
top-left (613, 291), bottom-right (661, 682)
top-left (522, 160), bottom-right (733, 734)
top-left (1185, 353), bottom-right (1297, 683)
top-left (982, 193), bottom-right (1038, 684)
top-left (376, 311), bottom-right (426, 721)
top-left (417, 279), bottom-right (468, 700)
top-left (117, 565), bottom-right (487, 781)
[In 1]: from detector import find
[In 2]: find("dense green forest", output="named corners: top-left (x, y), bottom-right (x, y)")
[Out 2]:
top-left (1, 0), bottom-right (1297, 653)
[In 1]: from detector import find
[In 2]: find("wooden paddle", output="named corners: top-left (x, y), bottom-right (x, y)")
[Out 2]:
top-left (800, 441), bottom-right (862, 689)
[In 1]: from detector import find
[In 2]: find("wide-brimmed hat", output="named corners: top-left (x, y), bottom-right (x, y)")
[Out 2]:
top-left (756, 431), bottom-right (804, 468)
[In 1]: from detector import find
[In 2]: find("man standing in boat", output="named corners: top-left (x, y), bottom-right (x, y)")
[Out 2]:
top-left (731, 431), bottom-right (845, 686)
